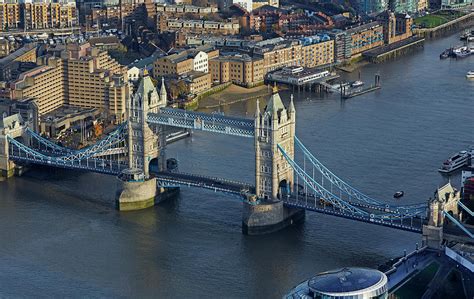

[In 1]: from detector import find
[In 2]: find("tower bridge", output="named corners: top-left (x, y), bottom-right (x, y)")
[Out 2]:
top-left (1, 74), bottom-right (473, 244)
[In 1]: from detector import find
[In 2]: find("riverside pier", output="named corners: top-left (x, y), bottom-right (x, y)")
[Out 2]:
top-left (266, 66), bottom-right (340, 93)
top-left (341, 74), bottom-right (381, 99)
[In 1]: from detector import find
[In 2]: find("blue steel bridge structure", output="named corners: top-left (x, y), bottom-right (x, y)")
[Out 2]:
top-left (5, 106), bottom-right (436, 234)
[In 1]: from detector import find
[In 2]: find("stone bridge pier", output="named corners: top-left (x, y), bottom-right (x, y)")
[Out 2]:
top-left (115, 74), bottom-right (171, 211)
top-left (242, 89), bottom-right (305, 235)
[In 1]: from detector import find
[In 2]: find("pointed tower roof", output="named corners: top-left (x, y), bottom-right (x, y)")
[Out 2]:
top-left (160, 76), bottom-right (167, 97)
top-left (255, 99), bottom-right (260, 118)
top-left (137, 73), bottom-right (155, 98)
top-left (288, 94), bottom-right (295, 113)
top-left (265, 85), bottom-right (285, 116)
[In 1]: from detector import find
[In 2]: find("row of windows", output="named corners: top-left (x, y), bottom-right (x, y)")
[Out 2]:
top-left (260, 178), bottom-right (272, 192)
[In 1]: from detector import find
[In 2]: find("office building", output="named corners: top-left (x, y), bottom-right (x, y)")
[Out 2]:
top-left (209, 53), bottom-right (264, 86)
top-left (9, 43), bottom-right (129, 124)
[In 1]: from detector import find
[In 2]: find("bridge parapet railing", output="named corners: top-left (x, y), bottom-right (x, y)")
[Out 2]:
top-left (158, 108), bottom-right (255, 128)
top-left (156, 171), bottom-right (254, 189)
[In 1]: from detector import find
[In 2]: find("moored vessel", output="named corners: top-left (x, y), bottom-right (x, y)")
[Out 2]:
top-left (439, 150), bottom-right (472, 173)
top-left (453, 46), bottom-right (471, 59)
top-left (351, 80), bottom-right (364, 88)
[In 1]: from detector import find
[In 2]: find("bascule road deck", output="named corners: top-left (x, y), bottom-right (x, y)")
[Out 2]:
top-left (153, 171), bottom-right (255, 195)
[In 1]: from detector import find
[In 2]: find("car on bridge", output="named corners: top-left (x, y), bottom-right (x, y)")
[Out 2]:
top-left (319, 198), bottom-right (333, 207)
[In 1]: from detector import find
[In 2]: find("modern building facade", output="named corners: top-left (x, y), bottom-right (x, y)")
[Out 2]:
top-left (153, 46), bottom-right (218, 77)
top-left (9, 43), bottom-right (129, 124)
top-left (11, 57), bottom-right (66, 116)
top-left (300, 39), bottom-right (335, 68)
top-left (161, 18), bottom-right (240, 35)
top-left (0, 3), bottom-right (20, 30)
top-left (209, 53), bottom-right (264, 86)
top-left (252, 38), bottom-right (302, 74)
top-left (183, 71), bottom-right (211, 94)
top-left (0, 1), bottom-right (77, 31)
top-left (0, 43), bottom-right (37, 82)
top-left (22, 2), bottom-right (77, 30)
top-left (347, 21), bottom-right (384, 56)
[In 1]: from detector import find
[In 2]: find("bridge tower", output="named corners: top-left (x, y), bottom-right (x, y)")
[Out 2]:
top-left (422, 182), bottom-right (463, 249)
top-left (255, 86), bottom-right (295, 199)
top-left (116, 73), bottom-right (168, 211)
top-left (127, 73), bottom-right (167, 177)
top-left (243, 87), bottom-right (304, 234)
top-left (0, 114), bottom-right (28, 179)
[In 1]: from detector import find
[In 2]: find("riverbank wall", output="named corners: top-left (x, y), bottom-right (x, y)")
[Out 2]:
top-left (414, 12), bottom-right (474, 39)
top-left (183, 82), bottom-right (232, 110)
top-left (363, 36), bottom-right (425, 63)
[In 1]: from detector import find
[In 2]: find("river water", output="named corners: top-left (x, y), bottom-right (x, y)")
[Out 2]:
top-left (0, 33), bottom-right (473, 298)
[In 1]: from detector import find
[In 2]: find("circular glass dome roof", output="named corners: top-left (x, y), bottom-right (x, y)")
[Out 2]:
top-left (308, 267), bottom-right (386, 294)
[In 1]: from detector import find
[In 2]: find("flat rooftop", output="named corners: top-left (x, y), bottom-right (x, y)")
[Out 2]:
top-left (40, 105), bottom-right (99, 124)
top-left (271, 66), bottom-right (328, 78)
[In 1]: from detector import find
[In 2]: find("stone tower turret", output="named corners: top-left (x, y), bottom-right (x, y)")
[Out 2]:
top-left (159, 77), bottom-right (167, 104)
top-left (127, 73), bottom-right (165, 177)
top-left (254, 86), bottom-right (296, 200)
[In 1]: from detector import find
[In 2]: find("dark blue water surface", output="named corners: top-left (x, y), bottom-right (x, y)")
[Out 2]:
top-left (0, 32), bottom-right (473, 298)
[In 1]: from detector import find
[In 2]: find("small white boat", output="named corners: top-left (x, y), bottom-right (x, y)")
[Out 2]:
top-left (467, 71), bottom-right (474, 79)
top-left (351, 80), bottom-right (364, 88)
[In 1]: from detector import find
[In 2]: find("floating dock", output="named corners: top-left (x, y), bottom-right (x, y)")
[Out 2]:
top-left (341, 86), bottom-right (381, 99)
top-left (341, 74), bottom-right (381, 99)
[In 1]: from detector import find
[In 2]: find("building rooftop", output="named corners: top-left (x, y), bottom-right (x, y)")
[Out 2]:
top-left (129, 50), bottom-right (165, 69)
top-left (182, 70), bottom-right (208, 80)
top-left (346, 21), bottom-right (381, 34)
top-left (212, 53), bottom-right (257, 63)
top-left (164, 45), bottom-right (216, 64)
top-left (40, 105), bottom-right (99, 124)
top-left (0, 43), bottom-right (36, 67)
top-left (308, 267), bottom-right (386, 294)
top-left (88, 36), bottom-right (121, 47)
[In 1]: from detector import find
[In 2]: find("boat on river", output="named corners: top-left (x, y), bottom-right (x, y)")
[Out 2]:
top-left (460, 29), bottom-right (473, 40)
top-left (453, 46), bottom-right (472, 59)
top-left (351, 80), bottom-right (364, 88)
top-left (393, 191), bottom-right (404, 199)
top-left (439, 150), bottom-right (472, 173)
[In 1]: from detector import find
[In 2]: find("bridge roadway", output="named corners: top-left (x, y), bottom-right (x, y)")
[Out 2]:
top-left (152, 171), bottom-right (255, 196)
top-left (151, 171), bottom-right (425, 233)
top-left (282, 193), bottom-right (425, 233)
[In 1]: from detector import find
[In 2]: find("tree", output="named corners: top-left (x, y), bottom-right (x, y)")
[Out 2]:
top-left (169, 80), bottom-right (188, 99)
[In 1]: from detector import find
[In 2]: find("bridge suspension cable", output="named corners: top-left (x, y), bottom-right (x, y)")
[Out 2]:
top-left (294, 136), bottom-right (427, 212)
top-left (24, 122), bottom-right (127, 157)
top-left (278, 143), bottom-right (427, 228)
top-left (444, 211), bottom-right (474, 239)
top-left (25, 128), bottom-right (72, 153)
top-left (7, 123), bottom-right (128, 174)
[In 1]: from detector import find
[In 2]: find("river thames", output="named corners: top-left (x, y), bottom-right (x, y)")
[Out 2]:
top-left (0, 32), bottom-right (473, 298)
